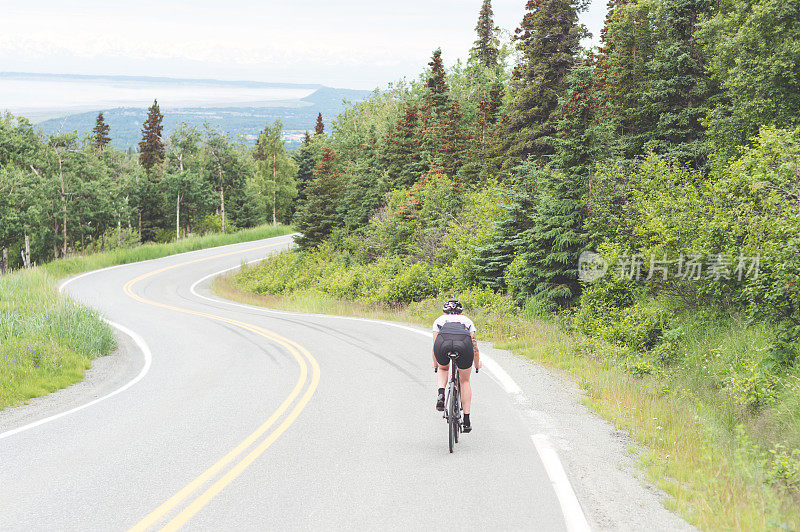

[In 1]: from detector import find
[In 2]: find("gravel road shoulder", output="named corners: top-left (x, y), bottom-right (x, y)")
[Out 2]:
top-left (478, 338), bottom-right (696, 531)
top-left (0, 329), bottom-right (141, 434)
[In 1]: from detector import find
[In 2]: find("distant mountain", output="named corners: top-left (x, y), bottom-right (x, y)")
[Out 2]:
top-left (301, 86), bottom-right (377, 106)
top-left (36, 86), bottom-right (372, 150)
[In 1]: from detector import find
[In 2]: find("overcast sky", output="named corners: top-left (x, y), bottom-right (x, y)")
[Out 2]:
top-left (0, 0), bottom-right (608, 89)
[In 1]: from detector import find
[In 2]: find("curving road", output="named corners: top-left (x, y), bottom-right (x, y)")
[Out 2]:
top-left (0, 235), bottom-right (692, 531)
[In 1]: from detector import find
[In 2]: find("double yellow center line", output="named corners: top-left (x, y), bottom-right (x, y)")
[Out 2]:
top-left (123, 243), bottom-right (320, 531)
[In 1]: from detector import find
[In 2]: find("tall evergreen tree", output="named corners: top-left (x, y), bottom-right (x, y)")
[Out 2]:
top-left (382, 104), bottom-right (426, 190)
top-left (470, 0), bottom-right (500, 69)
top-left (435, 101), bottom-right (469, 178)
top-left (595, 0), bottom-right (657, 159)
top-left (517, 162), bottom-right (587, 307)
top-left (294, 148), bottom-right (343, 250)
top-left (137, 100), bottom-right (166, 241)
top-left (550, 65), bottom-right (614, 178)
top-left (500, 0), bottom-right (588, 169)
top-left (292, 132), bottom-right (317, 213)
top-left (426, 48), bottom-right (451, 118)
top-left (637, 0), bottom-right (715, 167)
top-left (342, 134), bottom-right (383, 230)
top-left (92, 111), bottom-right (111, 150)
top-left (314, 113), bottom-right (325, 136)
top-left (138, 100), bottom-right (165, 172)
top-left (473, 174), bottom-right (537, 290)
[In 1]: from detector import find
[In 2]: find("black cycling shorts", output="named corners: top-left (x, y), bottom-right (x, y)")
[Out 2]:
top-left (433, 321), bottom-right (474, 370)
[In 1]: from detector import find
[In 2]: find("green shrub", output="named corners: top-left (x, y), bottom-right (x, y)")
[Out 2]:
top-left (766, 443), bottom-right (800, 489)
top-left (235, 250), bottom-right (312, 295)
top-left (375, 261), bottom-right (438, 304)
top-left (722, 356), bottom-right (781, 413)
top-left (575, 276), bottom-right (640, 337)
top-left (457, 286), bottom-right (516, 315)
top-left (504, 254), bottom-right (528, 303)
top-left (153, 228), bottom-right (176, 244)
top-left (612, 305), bottom-right (669, 352)
top-left (193, 214), bottom-right (238, 236)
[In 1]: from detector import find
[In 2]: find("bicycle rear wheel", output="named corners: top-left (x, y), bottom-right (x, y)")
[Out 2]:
top-left (448, 410), bottom-right (455, 453)
top-left (454, 382), bottom-right (460, 444)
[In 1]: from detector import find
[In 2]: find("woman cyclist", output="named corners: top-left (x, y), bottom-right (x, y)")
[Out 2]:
top-left (432, 300), bottom-right (481, 432)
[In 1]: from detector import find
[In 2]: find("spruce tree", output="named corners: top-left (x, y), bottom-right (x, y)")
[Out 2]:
top-left (473, 174), bottom-right (537, 290)
top-left (517, 162), bottom-right (587, 307)
top-left (637, 0), bottom-right (714, 167)
top-left (92, 111), bottom-right (111, 150)
top-left (500, 0), bottom-right (587, 169)
top-left (294, 148), bottom-right (343, 249)
top-left (382, 104), bottom-right (426, 190)
top-left (595, 0), bottom-right (656, 159)
top-left (342, 133), bottom-right (383, 229)
top-left (435, 101), bottom-right (469, 178)
top-left (549, 65), bottom-right (614, 178)
top-left (425, 48), bottom-right (450, 118)
top-left (292, 132), bottom-right (317, 212)
top-left (314, 113), bottom-right (325, 136)
top-left (138, 99), bottom-right (165, 171)
top-left (137, 100), bottom-right (166, 241)
top-left (470, 0), bottom-right (500, 69)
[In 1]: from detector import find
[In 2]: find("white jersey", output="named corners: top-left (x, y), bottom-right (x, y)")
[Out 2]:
top-left (432, 314), bottom-right (476, 334)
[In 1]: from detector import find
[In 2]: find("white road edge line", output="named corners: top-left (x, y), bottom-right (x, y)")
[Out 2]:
top-left (0, 320), bottom-right (152, 442)
top-left (532, 434), bottom-right (592, 532)
top-left (0, 237), bottom-right (295, 441)
top-left (192, 259), bottom-right (592, 531)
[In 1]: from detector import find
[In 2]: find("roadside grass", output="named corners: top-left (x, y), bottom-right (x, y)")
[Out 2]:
top-left (0, 224), bottom-right (293, 411)
top-left (215, 263), bottom-right (800, 531)
top-left (42, 224), bottom-right (294, 278)
top-left (0, 269), bottom-right (115, 410)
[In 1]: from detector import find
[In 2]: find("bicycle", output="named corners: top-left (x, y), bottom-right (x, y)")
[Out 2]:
top-left (435, 351), bottom-right (477, 453)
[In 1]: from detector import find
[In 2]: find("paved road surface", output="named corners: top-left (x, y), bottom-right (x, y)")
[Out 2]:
top-left (0, 235), bottom-right (692, 530)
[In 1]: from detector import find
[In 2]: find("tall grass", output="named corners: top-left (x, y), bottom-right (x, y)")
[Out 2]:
top-left (0, 269), bottom-right (116, 409)
top-left (42, 224), bottom-right (294, 278)
top-left (216, 255), bottom-right (800, 531)
top-left (0, 224), bottom-right (293, 410)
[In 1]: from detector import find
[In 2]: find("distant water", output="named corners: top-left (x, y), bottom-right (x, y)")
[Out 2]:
top-left (0, 73), bottom-right (316, 121)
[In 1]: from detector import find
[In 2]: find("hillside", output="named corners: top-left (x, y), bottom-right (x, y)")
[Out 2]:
top-left (36, 86), bottom-right (371, 149)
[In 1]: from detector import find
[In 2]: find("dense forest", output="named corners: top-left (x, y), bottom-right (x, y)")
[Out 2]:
top-left (283, 0), bottom-right (799, 362)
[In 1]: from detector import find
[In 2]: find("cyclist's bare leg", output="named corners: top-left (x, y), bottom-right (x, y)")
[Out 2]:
top-left (437, 363), bottom-right (449, 389)
top-left (458, 368), bottom-right (472, 414)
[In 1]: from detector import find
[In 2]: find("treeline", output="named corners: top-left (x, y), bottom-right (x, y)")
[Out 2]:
top-left (0, 102), bottom-right (297, 269)
top-left (286, 0), bottom-right (799, 363)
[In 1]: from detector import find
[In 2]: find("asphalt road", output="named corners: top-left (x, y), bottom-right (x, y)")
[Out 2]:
top-left (0, 235), bottom-right (689, 531)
